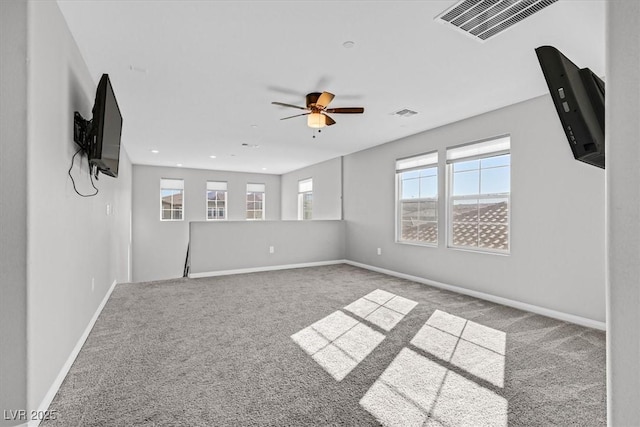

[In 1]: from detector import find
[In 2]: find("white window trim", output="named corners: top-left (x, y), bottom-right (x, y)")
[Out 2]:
top-left (160, 178), bottom-right (184, 222)
top-left (446, 137), bottom-right (511, 255)
top-left (395, 152), bottom-right (438, 247)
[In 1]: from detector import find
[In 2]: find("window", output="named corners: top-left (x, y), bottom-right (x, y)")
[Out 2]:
top-left (160, 178), bottom-right (184, 221)
top-left (298, 178), bottom-right (313, 220)
top-left (206, 181), bottom-right (227, 220)
top-left (246, 183), bottom-right (265, 220)
top-left (447, 135), bottom-right (510, 252)
top-left (396, 152), bottom-right (439, 245)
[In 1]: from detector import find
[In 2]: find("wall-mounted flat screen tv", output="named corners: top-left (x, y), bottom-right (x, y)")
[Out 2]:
top-left (90, 74), bottom-right (122, 177)
top-left (74, 73), bottom-right (122, 178)
top-left (535, 46), bottom-right (605, 169)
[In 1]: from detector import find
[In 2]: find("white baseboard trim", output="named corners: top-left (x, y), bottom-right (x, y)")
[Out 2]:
top-left (189, 259), bottom-right (348, 279)
top-left (29, 279), bottom-right (118, 427)
top-left (345, 260), bottom-right (606, 331)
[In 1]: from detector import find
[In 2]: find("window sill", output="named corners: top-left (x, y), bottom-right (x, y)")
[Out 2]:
top-left (395, 240), bottom-right (438, 248)
top-left (447, 245), bottom-right (510, 256)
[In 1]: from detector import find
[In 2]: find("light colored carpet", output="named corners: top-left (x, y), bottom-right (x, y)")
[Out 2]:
top-left (42, 264), bottom-right (605, 426)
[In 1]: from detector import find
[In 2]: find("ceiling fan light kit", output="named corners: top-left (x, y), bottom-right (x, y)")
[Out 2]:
top-left (272, 91), bottom-right (364, 129)
top-left (307, 112), bottom-right (326, 128)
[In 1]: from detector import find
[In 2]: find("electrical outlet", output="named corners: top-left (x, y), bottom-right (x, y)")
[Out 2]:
top-left (377, 247), bottom-right (382, 255)
top-left (269, 246), bottom-right (275, 254)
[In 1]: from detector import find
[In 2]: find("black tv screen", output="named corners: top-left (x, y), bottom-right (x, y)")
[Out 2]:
top-left (535, 46), bottom-right (605, 169)
top-left (90, 74), bottom-right (122, 177)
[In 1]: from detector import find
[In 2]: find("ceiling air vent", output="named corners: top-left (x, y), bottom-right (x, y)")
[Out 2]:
top-left (394, 109), bottom-right (418, 117)
top-left (436, 0), bottom-right (559, 41)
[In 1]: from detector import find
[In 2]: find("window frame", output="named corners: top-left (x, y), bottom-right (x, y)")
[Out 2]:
top-left (206, 181), bottom-right (227, 221)
top-left (160, 178), bottom-right (184, 222)
top-left (446, 136), bottom-right (511, 254)
top-left (395, 152), bottom-right (439, 247)
top-left (246, 183), bottom-right (265, 221)
top-left (297, 178), bottom-right (313, 220)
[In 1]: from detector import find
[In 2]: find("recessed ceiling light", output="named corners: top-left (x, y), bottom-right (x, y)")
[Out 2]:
top-left (176, 163), bottom-right (183, 167)
top-left (343, 40), bottom-right (355, 48)
top-left (150, 149), bottom-right (159, 154)
top-left (209, 155), bottom-right (217, 159)
top-left (261, 167), bottom-right (267, 171)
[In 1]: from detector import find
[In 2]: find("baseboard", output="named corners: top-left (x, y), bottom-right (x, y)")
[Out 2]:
top-left (344, 260), bottom-right (606, 331)
top-left (29, 279), bottom-right (118, 427)
top-left (189, 260), bottom-right (348, 279)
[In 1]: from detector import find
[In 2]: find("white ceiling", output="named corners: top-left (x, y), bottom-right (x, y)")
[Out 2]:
top-left (56, 0), bottom-right (605, 175)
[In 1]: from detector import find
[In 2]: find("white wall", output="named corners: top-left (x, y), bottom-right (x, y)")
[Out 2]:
top-left (132, 165), bottom-right (281, 282)
top-left (0, 1), bottom-right (28, 423)
top-left (25, 0), bottom-right (133, 416)
top-left (189, 220), bottom-right (345, 275)
top-left (606, 1), bottom-right (640, 423)
top-left (280, 157), bottom-right (342, 220)
top-left (344, 95), bottom-right (606, 323)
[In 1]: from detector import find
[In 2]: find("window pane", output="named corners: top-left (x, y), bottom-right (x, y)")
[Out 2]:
top-left (481, 166), bottom-right (510, 194)
top-left (452, 170), bottom-right (479, 196)
top-left (453, 159), bottom-right (480, 172)
top-left (401, 177), bottom-right (420, 199)
top-left (162, 209), bottom-right (172, 220)
top-left (173, 210), bottom-right (182, 220)
top-left (401, 201), bottom-right (420, 221)
top-left (419, 167), bottom-right (437, 178)
top-left (478, 198), bottom-right (508, 223)
top-left (452, 223), bottom-right (478, 247)
top-left (247, 202), bottom-right (255, 210)
top-left (419, 201), bottom-right (437, 222)
top-left (255, 192), bottom-right (263, 202)
top-left (481, 154), bottom-right (510, 168)
top-left (207, 191), bottom-right (215, 201)
top-left (453, 199), bottom-right (478, 223)
top-left (479, 224), bottom-right (508, 250)
top-left (418, 222), bottom-right (438, 244)
top-left (161, 189), bottom-right (178, 198)
top-left (218, 192), bottom-right (226, 201)
top-left (402, 170), bottom-right (420, 180)
top-left (419, 176), bottom-right (437, 198)
top-left (401, 221), bottom-right (419, 241)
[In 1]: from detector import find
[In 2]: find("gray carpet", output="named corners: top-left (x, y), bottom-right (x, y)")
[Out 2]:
top-left (42, 264), bottom-right (606, 426)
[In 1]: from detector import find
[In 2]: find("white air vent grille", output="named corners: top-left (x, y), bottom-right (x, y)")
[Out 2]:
top-left (436, 0), bottom-right (559, 41)
top-left (394, 109), bottom-right (418, 117)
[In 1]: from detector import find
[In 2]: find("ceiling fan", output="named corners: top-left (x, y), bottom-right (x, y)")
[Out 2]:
top-left (272, 92), bottom-right (364, 128)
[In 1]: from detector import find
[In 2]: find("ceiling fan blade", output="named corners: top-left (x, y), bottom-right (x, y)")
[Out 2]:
top-left (324, 114), bottom-right (336, 126)
top-left (280, 112), bottom-right (310, 120)
top-left (316, 92), bottom-right (335, 109)
top-left (272, 101), bottom-right (308, 110)
top-left (325, 107), bottom-right (364, 114)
